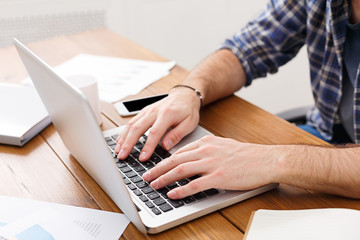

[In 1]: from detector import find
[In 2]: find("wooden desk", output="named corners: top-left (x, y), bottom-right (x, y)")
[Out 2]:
top-left (1, 29), bottom-right (360, 239)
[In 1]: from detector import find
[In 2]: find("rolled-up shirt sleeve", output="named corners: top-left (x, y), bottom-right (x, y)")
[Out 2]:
top-left (220, 0), bottom-right (307, 86)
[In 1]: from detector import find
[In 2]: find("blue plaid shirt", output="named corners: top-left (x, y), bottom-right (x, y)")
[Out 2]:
top-left (221, 0), bottom-right (360, 143)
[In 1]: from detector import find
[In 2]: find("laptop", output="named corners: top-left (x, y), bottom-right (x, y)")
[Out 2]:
top-left (14, 38), bottom-right (278, 234)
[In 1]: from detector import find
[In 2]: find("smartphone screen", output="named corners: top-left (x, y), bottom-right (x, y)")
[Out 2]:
top-left (123, 94), bottom-right (168, 112)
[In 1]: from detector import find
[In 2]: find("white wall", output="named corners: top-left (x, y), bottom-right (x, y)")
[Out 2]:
top-left (0, 0), bottom-right (314, 114)
top-left (0, 0), bottom-right (109, 47)
top-left (0, 0), bottom-right (109, 17)
top-left (106, 0), bottom-right (314, 114)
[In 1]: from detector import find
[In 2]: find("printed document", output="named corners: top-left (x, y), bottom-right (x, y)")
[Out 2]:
top-left (23, 54), bottom-right (176, 102)
top-left (0, 196), bottom-right (130, 240)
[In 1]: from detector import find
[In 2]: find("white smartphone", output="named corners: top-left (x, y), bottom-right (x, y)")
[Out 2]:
top-left (114, 93), bottom-right (168, 116)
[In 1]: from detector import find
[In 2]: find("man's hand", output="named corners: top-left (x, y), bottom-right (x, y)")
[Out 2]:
top-left (114, 88), bottom-right (201, 161)
top-left (115, 49), bottom-right (247, 162)
top-left (143, 136), bottom-right (278, 199)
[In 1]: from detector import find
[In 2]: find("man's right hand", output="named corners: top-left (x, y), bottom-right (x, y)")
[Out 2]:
top-left (114, 87), bottom-right (201, 162)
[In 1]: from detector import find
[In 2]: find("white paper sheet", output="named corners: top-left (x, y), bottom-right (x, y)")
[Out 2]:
top-left (246, 209), bottom-right (360, 240)
top-left (0, 208), bottom-right (89, 240)
top-left (23, 54), bottom-right (176, 103)
top-left (0, 196), bottom-right (130, 240)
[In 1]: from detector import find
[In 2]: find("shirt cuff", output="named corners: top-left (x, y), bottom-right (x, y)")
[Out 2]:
top-left (219, 39), bottom-right (254, 87)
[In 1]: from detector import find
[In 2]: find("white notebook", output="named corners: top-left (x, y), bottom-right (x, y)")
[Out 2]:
top-left (0, 83), bottom-right (51, 146)
top-left (244, 208), bottom-right (360, 240)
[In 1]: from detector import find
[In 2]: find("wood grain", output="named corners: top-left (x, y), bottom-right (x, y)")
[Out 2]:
top-left (1, 29), bottom-right (360, 239)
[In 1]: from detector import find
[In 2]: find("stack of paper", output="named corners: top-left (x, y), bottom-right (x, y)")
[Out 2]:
top-left (23, 54), bottom-right (176, 103)
top-left (0, 83), bottom-right (51, 146)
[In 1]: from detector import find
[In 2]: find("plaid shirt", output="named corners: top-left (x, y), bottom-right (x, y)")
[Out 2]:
top-left (221, 0), bottom-right (360, 143)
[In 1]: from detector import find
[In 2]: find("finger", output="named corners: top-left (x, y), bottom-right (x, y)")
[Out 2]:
top-left (167, 175), bottom-right (214, 199)
top-left (149, 161), bottom-right (204, 189)
top-left (138, 115), bottom-right (175, 161)
top-left (161, 116), bottom-right (198, 150)
top-left (143, 150), bottom-right (200, 182)
top-left (116, 111), bottom-right (156, 159)
top-left (115, 109), bottom-right (148, 151)
top-left (115, 122), bottom-right (132, 149)
top-left (171, 137), bottom-right (202, 155)
top-left (114, 124), bottom-right (131, 154)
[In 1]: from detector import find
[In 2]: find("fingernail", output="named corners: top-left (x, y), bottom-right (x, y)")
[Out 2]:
top-left (118, 149), bottom-right (125, 159)
top-left (139, 151), bottom-right (147, 161)
top-left (168, 190), bottom-right (176, 199)
top-left (115, 144), bottom-right (121, 153)
top-left (143, 171), bottom-right (150, 181)
top-left (164, 139), bottom-right (173, 150)
top-left (151, 179), bottom-right (159, 189)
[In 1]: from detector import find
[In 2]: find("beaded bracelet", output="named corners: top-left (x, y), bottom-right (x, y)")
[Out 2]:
top-left (171, 84), bottom-right (203, 107)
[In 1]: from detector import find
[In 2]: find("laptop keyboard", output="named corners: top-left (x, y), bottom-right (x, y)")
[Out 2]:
top-left (105, 134), bottom-right (219, 215)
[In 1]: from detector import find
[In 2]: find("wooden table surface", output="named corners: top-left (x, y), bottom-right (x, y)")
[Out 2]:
top-left (1, 29), bottom-right (360, 240)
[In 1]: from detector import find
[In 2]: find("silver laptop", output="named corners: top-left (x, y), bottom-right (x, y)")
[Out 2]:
top-left (14, 38), bottom-right (278, 234)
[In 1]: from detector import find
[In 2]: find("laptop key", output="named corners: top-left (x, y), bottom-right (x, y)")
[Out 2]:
top-left (183, 196), bottom-right (196, 204)
top-left (132, 151), bottom-right (140, 159)
top-left (159, 203), bottom-right (173, 212)
top-left (168, 199), bottom-right (184, 208)
top-left (123, 156), bottom-right (134, 163)
top-left (142, 161), bottom-right (154, 169)
top-left (178, 179), bottom-right (189, 186)
top-left (138, 170), bottom-right (146, 176)
top-left (155, 146), bottom-right (171, 159)
top-left (128, 184), bottom-right (136, 190)
top-left (135, 142), bottom-right (144, 150)
top-left (133, 189), bottom-right (142, 196)
top-left (152, 208), bottom-right (162, 215)
top-left (120, 166), bottom-right (132, 173)
top-left (125, 171), bottom-right (137, 178)
top-left (130, 176), bottom-right (143, 183)
top-left (157, 187), bottom-right (168, 193)
top-left (130, 148), bottom-right (138, 154)
top-left (127, 159), bottom-right (140, 167)
top-left (139, 195), bottom-right (148, 202)
top-left (145, 201), bottom-right (155, 208)
top-left (161, 192), bottom-right (169, 199)
top-left (148, 192), bottom-right (160, 200)
top-left (150, 154), bottom-right (161, 164)
top-left (136, 181), bottom-right (148, 188)
top-left (123, 178), bottom-right (131, 185)
top-left (204, 188), bottom-right (219, 196)
top-left (133, 165), bottom-right (145, 172)
top-left (117, 162), bottom-right (127, 168)
top-left (153, 197), bottom-right (166, 206)
top-left (142, 186), bottom-right (154, 194)
top-left (159, 188), bottom-right (170, 199)
top-left (167, 182), bottom-right (178, 189)
top-left (193, 192), bottom-right (207, 200)
top-left (111, 135), bottom-right (118, 140)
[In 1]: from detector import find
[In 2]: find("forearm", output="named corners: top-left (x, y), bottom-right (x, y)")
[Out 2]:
top-left (181, 49), bottom-right (247, 106)
top-left (275, 144), bottom-right (360, 198)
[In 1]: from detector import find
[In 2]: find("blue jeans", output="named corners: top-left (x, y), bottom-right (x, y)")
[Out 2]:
top-left (297, 124), bottom-right (353, 144)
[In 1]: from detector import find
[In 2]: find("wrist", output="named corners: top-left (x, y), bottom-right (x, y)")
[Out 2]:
top-left (268, 145), bottom-right (295, 184)
top-left (170, 85), bottom-right (203, 110)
